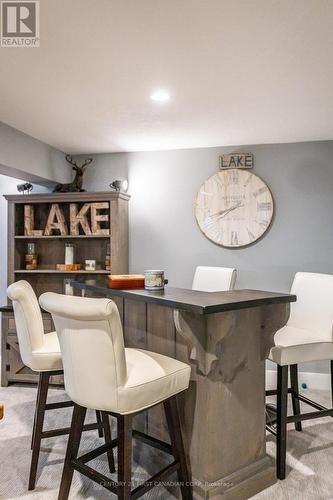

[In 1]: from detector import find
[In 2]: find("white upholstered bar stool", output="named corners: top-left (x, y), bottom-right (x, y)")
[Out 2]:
top-left (192, 266), bottom-right (236, 292)
top-left (40, 292), bottom-right (192, 500)
top-left (266, 272), bottom-right (333, 480)
top-left (6, 280), bottom-right (113, 490)
top-left (174, 266), bottom-right (236, 335)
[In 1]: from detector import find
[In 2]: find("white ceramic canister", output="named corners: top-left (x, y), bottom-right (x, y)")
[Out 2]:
top-left (144, 270), bottom-right (167, 291)
top-left (85, 259), bottom-right (96, 271)
top-left (65, 243), bottom-right (74, 265)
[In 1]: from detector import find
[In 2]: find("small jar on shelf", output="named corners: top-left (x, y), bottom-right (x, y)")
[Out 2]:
top-left (64, 278), bottom-right (74, 296)
top-left (25, 243), bottom-right (38, 270)
top-left (65, 243), bottom-right (74, 265)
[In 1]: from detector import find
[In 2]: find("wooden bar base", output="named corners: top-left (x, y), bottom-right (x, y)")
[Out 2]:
top-left (192, 457), bottom-right (275, 499)
top-left (174, 304), bottom-right (289, 499)
top-left (125, 300), bottom-right (289, 499)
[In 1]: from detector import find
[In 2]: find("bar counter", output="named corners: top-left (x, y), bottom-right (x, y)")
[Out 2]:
top-left (72, 279), bottom-right (296, 499)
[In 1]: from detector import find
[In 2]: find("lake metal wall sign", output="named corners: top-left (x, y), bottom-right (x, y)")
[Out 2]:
top-left (219, 153), bottom-right (254, 169)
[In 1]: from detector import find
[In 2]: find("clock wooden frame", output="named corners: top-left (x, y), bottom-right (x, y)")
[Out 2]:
top-left (194, 169), bottom-right (274, 249)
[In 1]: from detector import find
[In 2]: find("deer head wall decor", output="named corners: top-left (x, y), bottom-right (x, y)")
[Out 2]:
top-left (53, 155), bottom-right (93, 193)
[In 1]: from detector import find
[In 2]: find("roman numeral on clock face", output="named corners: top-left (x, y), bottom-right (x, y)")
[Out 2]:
top-left (196, 206), bottom-right (210, 216)
top-left (243, 174), bottom-right (252, 188)
top-left (253, 186), bottom-right (268, 198)
top-left (247, 228), bottom-right (255, 241)
top-left (227, 170), bottom-right (239, 184)
top-left (255, 219), bottom-right (269, 229)
top-left (257, 202), bottom-right (272, 211)
top-left (210, 230), bottom-right (223, 243)
top-left (230, 231), bottom-right (239, 246)
top-left (202, 218), bottom-right (215, 231)
top-left (214, 176), bottom-right (224, 190)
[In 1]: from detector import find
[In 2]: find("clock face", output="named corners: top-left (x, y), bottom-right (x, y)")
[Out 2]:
top-left (195, 169), bottom-right (274, 248)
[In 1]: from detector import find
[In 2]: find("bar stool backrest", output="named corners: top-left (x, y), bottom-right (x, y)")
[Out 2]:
top-left (288, 272), bottom-right (333, 341)
top-left (192, 266), bottom-right (236, 292)
top-left (39, 292), bottom-right (127, 411)
top-left (7, 280), bottom-right (45, 369)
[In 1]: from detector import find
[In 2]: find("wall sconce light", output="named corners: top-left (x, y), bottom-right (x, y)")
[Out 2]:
top-left (109, 180), bottom-right (129, 192)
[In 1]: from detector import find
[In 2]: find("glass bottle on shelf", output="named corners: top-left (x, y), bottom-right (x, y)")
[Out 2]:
top-left (105, 242), bottom-right (111, 271)
top-left (64, 278), bottom-right (74, 295)
top-left (25, 243), bottom-right (38, 270)
top-left (65, 243), bottom-right (74, 265)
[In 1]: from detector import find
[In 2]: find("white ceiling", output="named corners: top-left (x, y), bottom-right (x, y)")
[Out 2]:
top-left (0, 0), bottom-right (333, 153)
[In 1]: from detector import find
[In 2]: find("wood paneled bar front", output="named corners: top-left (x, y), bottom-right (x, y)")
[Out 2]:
top-left (72, 279), bottom-right (296, 500)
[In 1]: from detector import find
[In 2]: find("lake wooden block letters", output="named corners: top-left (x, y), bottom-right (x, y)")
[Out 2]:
top-left (44, 203), bottom-right (68, 236)
top-left (24, 205), bottom-right (43, 236)
top-left (70, 203), bottom-right (92, 235)
top-left (91, 202), bottom-right (110, 235)
top-left (24, 202), bottom-right (110, 236)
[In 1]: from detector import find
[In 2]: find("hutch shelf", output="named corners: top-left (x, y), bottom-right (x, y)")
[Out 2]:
top-left (1, 191), bottom-right (129, 386)
top-left (14, 270), bottom-right (110, 274)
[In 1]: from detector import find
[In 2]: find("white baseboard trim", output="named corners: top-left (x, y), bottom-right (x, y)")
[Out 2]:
top-left (266, 369), bottom-right (331, 391)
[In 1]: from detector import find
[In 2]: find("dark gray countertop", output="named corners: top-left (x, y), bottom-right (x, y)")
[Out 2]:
top-left (71, 278), bottom-right (296, 315)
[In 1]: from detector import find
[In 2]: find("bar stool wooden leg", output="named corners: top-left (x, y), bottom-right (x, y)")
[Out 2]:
top-left (101, 412), bottom-right (115, 473)
top-left (164, 396), bottom-right (193, 500)
top-left (29, 371), bottom-right (50, 490)
top-left (58, 404), bottom-right (87, 500)
top-left (290, 364), bottom-right (302, 432)
top-left (29, 370), bottom-right (104, 488)
top-left (30, 402), bottom-right (38, 450)
top-left (95, 410), bottom-right (104, 438)
top-left (330, 360), bottom-right (333, 407)
top-left (117, 414), bottom-right (132, 500)
top-left (276, 365), bottom-right (288, 480)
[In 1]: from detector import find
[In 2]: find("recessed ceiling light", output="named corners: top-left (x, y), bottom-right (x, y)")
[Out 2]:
top-left (150, 90), bottom-right (170, 102)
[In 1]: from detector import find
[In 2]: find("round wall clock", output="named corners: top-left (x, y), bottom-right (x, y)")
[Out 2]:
top-left (195, 169), bottom-right (274, 248)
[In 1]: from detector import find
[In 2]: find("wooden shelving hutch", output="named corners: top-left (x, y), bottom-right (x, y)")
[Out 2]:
top-left (1, 191), bottom-right (129, 386)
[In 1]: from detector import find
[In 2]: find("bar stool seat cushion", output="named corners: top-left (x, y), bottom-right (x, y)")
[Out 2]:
top-left (118, 348), bottom-right (190, 414)
top-left (268, 325), bottom-right (333, 366)
top-left (31, 331), bottom-right (63, 372)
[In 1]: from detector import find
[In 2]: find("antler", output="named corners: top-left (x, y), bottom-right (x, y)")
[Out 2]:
top-left (65, 154), bottom-right (79, 168)
top-left (65, 155), bottom-right (93, 171)
top-left (81, 158), bottom-right (93, 169)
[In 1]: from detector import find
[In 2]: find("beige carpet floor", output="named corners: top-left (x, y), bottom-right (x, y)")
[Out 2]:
top-left (0, 386), bottom-right (333, 499)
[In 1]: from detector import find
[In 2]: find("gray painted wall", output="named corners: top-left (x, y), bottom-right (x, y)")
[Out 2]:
top-left (130, 142), bottom-right (333, 289)
top-left (80, 141), bottom-right (333, 374)
top-left (77, 153), bottom-right (128, 192)
top-left (0, 122), bottom-right (70, 185)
